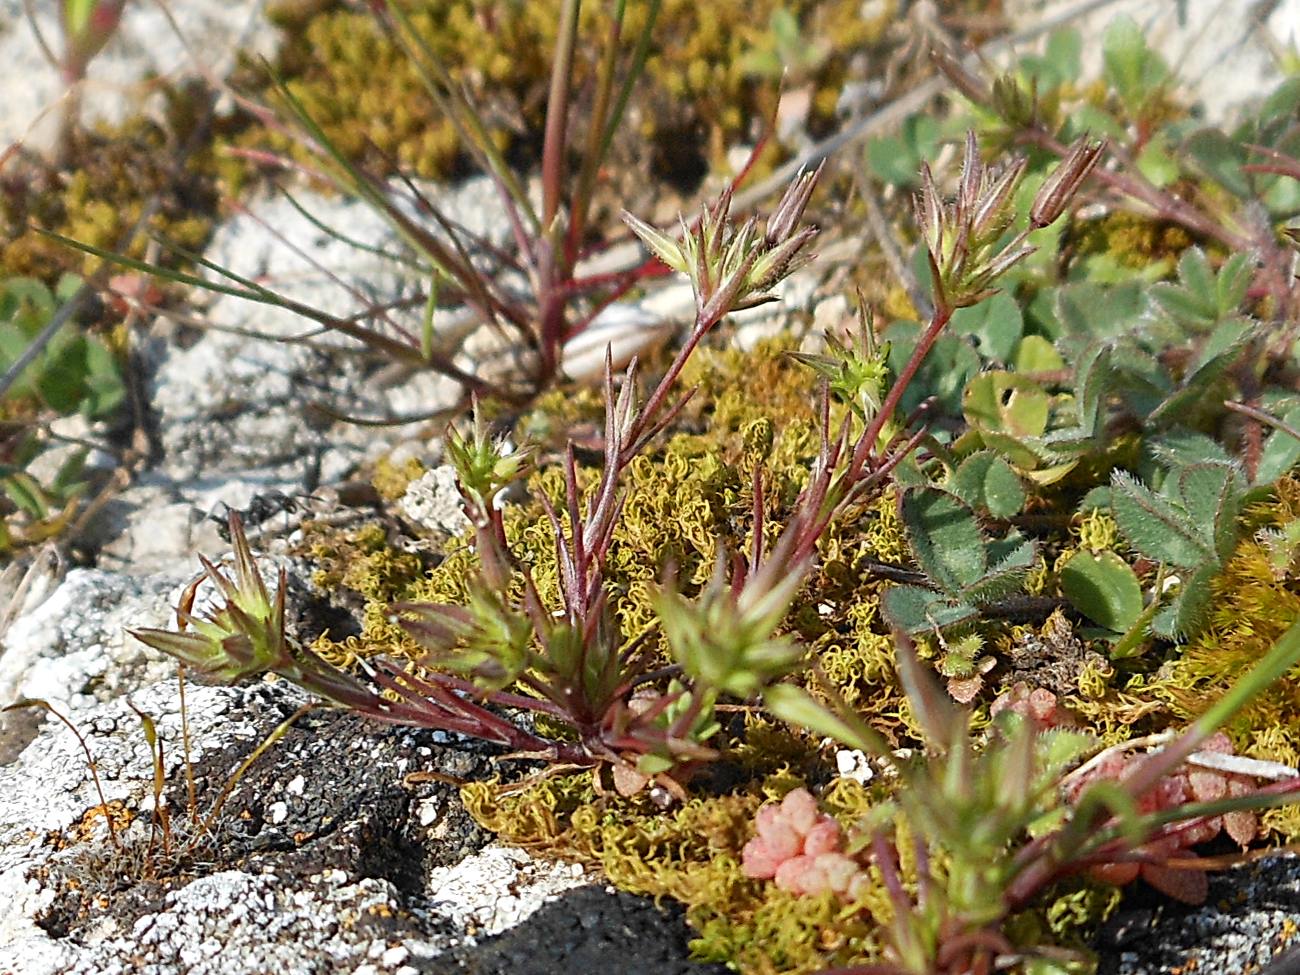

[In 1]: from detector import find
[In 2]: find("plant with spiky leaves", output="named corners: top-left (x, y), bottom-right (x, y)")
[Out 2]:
top-left (134, 130), bottom-right (1106, 795)
top-left (135, 173), bottom-right (822, 792)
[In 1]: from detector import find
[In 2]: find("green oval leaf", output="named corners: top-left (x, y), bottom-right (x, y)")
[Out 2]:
top-left (1060, 550), bottom-right (1143, 633)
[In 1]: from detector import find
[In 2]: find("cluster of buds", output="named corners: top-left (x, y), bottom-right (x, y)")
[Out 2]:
top-left (131, 513), bottom-right (387, 712)
top-left (1065, 732), bottom-right (1259, 904)
top-left (741, 788), bottom-right (868, 899)
top-left (444, 404), bottom-right (532, 522)
top-left (915, 131), bottom-right (1104, 311)
top-left (655, 556), bottom-right (807, 701)
top-left (786, 309), bottom-right (890, 424)
top-left (623, 165), bottom-right (822, 328)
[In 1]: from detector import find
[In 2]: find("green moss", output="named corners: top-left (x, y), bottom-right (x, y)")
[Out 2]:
top-left (295, 337), bottom-right (1300, 972)
top-left (1067, 210), bottom-right (1196, 279)
top-left (461, 730), bottom-right (1117, 974)
top-left (1, 100), bottom-right (221, 287)
top-left (307, 520), bottom-right (426, 667)
top-left (308, 341), bottom-right (921, 729)
top-left (237, 0), bottom-right (894, 184)
top-left (369, 454), bottom-right (426, 501)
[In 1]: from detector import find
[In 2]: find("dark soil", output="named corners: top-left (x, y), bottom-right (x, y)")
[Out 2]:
top-left (38, 694), bottom-right (500, 941)
top-left (34, 689), bottom-right (726, 975)
top-left (442, 885), bottom-right (730, 975)
top-left (1095, 855), bottom-right (1300, 975)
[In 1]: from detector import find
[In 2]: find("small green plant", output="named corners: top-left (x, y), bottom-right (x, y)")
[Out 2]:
top-left (738, 7), bottom-right (829, 84)
top-left (880, 486), bottom-right (1036, 636)
top-left (134, 170), bottom-right (824, 794)
top-left (127, 97), bottom-right (1300, 971)
top-left (0, 274), bottom-right (125, 554)
top-left (132, 130), bottom-right (1102, 794)
top-left (4, 678), bottom-right (314, 908)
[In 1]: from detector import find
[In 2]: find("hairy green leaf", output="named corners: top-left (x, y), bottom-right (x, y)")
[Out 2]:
top-left (1110, 471), bottom-right (1212, 567)
top-left (1102, 15), bottom-right (1169, 112)
top-left (960, 539), bottom-right (1035, 605)
top-left (881, 585), bottom-right (979, 635)
top-left (950, 451), bottom-right (1026, 518)
top-left (1176, 462), bottom-right (1243, 563)
top-left (1012, 334), bottom-right (1065, 373)
top-left (901, 488), bottom-right (988, 593)
top-left (1073, 343), bottom-right (1112, 437)
top-left (1256, 405), bottom-right (1300, 484)
top-left (951, 292), bottom-right (1023, 363)
top-left (1151, 563), bottom-right (1217, 640)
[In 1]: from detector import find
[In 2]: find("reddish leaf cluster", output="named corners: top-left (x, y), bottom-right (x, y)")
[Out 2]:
top-left (990, 682), bottom-right (1073, 729)
top-left (1066, 732), bottom-right (1259, 904)
top-left (741, 788), bottom-right (867, 899)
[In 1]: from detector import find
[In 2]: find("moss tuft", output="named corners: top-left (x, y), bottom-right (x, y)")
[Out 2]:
top-left (2, 103), bottom-right (221, 287)
top-left (463, 767), bottom-right (889, 974)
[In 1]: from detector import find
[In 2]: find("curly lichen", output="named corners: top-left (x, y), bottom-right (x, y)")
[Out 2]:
top-left (307, 341), bottom-right (919, 727)
top-left (293, 323), bottom-right (1300, 973)
top-left (462, 759), bottom-right (892, 975)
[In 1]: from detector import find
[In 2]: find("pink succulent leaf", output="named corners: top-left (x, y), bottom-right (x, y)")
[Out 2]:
top-left (1224, 809), bottom-right (1258, 846)
top-left (764, 820), bottom-right (804, 862)
top-left (781, 788), bottom-right (820, 834)
top-left (741, 838), bottom-right (783, 879)
top-left (817, 853), bottom-right (862, 896)
top-left (1202, 732), bottom-right (1234, 754)
top-left (803, 819), bottom-right (843, 857)
top-left (774, 855), bottom-right (819, 895)
top-left (1189, 768), bottom-right (1227, 802)
top-left (754, 803), bottom-right (783, 835)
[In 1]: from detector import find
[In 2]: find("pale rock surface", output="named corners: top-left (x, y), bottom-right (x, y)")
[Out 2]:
top-left (399, 466), bottom-right (471, 537)
top-left (0, 670), bottom-right (587, 975)
top-left (0, 567), bottom-right (187, 762)
top-left (0, 0), bottom-right (275, 154)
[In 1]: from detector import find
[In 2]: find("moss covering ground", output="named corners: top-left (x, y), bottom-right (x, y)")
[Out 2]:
top-left (11, 5), bottom-right (1298, 970)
